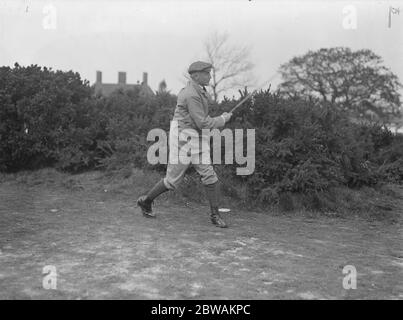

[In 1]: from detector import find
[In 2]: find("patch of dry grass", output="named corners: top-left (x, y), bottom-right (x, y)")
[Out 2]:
top-left (276, 184), bottom-right (402, 222)
top-left (2, 166), bottom-right (402, 221)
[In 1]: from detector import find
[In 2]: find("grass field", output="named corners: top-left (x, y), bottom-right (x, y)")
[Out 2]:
top-left (0, 168), bottom-right (402, 299)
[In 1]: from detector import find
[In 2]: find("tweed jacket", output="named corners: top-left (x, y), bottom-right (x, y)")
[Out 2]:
top-left (173, 80), bottom-right (225, 132)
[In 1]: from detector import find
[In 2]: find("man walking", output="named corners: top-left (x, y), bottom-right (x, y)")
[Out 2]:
top-left (137, 61), bottom-right (232, 228)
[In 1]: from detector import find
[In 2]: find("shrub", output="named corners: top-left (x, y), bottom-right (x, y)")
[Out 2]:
top-left (93, 89), bottom-right (176, 171)
top-left (217, 88), bottom-right (402, 207)
top-left (1, 64), bottom-right (400, 214)
top-left (0, 63), bottom-right (101, 172)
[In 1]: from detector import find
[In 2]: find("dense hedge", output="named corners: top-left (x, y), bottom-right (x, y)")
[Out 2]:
top-left (219, 90), bottom-right (402, 203)
top-left (1, 64), bottom-right (401, 207)
top-left (0, 64), bottom-right (175, 173)
top-left (0, 63), bottom-right (103, 172)
top-left (94, 88), bottom-right (175, 171)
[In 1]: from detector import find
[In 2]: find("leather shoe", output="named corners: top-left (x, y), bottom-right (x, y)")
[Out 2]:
top-left (210, 208), bottom-right (228, 228)
top-left (137, 195), bottom-right (156, 218)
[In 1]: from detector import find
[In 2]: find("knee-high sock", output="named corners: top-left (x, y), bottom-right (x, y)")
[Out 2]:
top-left (145, 179), bottom-right (169, 203)
top-left (204, 181), bottom-right (219, 209)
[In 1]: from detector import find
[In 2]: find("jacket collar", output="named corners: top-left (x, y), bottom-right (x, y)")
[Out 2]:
top-left (189, 80), bottom-right (208, 96)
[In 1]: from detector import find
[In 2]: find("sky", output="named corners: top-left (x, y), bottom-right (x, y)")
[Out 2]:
top-left (0, 0), bottom-right (402, 99)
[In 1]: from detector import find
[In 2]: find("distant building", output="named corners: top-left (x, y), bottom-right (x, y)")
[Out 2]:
top-left (93, 71), bottom-right (154, 97)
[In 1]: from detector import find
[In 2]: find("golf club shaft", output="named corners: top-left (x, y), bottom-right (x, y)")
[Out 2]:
top-left (229, 73), bottom-right (278, 113)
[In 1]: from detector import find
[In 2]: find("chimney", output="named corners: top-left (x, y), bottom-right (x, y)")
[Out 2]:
top-left (96, 71), bottom-right (102, 84)
top-left (142, 72), bottom-right (148, 85)
top-left (118, 72), bottom-right (126, 85)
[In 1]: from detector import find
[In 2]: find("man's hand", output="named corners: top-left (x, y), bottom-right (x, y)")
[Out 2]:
top-left (221, 112), bottom-right (233, 123)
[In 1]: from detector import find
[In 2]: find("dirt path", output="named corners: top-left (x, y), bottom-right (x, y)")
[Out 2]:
top-left (0, 174), bottom-right (402, 299)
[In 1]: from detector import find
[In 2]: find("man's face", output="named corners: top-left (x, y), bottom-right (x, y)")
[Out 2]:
top-left (194, 69), bottom-right (211, 86)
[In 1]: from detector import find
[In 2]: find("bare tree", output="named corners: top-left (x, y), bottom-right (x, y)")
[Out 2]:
top-left (204, 32), bottom-right (255, 102)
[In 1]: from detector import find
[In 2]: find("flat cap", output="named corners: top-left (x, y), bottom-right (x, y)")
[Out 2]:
top-left (188, 61), bottom-right (213, 74)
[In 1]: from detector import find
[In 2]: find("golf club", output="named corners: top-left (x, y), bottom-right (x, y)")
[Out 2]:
top-left (230, 72), bottom-right (279, 114)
